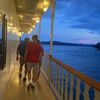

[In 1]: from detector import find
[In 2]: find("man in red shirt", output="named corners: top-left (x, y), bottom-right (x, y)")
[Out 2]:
top-left (25, 35), bottom-right (44, 90)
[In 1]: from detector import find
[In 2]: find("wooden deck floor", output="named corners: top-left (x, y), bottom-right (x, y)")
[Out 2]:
top-left (3, 66), bottom-right (56, 100)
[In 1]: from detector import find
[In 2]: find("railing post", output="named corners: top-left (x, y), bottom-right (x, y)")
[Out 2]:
top-left (84, 83), bottom-right (90, 100)
top-left (61, 68), bottom-right (64, 100)
top-left (48, 55), bottom-right (52, 85)
top-left (76, 78), bottom-right (80, 100)
top-left (42, 53), bottom-right (100, 100)
top-left (95, 90), bottom-right (100, 100)
top-left (65, 71), bottom-right (69, 100)
top-left (55, 63), bottom-right (58, 89)
top-left (69, 74), bottom-right (74, 100)
top-left (57, 65), bottom-right (60, 94)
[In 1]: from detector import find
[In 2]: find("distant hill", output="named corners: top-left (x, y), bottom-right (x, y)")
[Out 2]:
top-left (41, 41), bottom-right (95, 47)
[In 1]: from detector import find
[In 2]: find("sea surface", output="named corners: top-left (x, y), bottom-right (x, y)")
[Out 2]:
top-left (43, 45), bottom-right (100, 82)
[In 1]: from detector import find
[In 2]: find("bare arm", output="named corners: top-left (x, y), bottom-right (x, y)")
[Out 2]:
top-left (16, 45), bottom-right (20, 61)
top-left (39, 45), bottom-right (44, 67)
top-left (24, 49), bottom-right (28, 61)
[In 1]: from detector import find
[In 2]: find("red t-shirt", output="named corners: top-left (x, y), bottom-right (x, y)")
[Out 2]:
top-left (26, 42), bottom-right (43, 63)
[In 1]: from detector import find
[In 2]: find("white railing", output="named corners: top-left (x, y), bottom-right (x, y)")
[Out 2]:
top-left (42, 53), bottom-right (100, 100)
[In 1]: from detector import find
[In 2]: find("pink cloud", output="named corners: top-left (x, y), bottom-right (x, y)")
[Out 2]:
top-left (78, 40), bottom-right (97, 44)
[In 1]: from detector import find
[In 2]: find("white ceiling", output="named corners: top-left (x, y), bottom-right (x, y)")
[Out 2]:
top-left (15, 0), bottom-right (51, 33)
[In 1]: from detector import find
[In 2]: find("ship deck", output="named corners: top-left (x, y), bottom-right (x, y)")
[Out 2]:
top-left (1, 63), bottom-right (55, 100)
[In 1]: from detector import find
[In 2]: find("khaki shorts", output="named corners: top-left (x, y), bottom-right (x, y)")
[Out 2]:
top-left (27, 62), bottom-right (39, 73)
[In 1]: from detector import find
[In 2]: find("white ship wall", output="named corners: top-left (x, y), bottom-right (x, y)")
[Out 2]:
top-left (0, 0), bottom-right (20, 68)
top-left (0, 0), bottom-right (20, 99)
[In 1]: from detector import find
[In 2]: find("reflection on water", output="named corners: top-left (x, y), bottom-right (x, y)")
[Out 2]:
top-left (43, 45), bottom-right (100, 81)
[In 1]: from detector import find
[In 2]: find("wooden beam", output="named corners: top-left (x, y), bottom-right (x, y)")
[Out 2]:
top-left (17, 10), bottom-right (43, 17)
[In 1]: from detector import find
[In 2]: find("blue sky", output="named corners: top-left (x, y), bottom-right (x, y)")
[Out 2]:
top-left (22, 0), bottom-right (100, 44)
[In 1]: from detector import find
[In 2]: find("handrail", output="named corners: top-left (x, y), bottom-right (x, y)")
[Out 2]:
top-left (48, 55), bottom-right (100, 91)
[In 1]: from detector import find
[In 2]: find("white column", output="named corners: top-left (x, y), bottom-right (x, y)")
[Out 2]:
top-left (20, 36), bottom-right (21, 42)
top-left (50, 2), bottom-right (55, 55)
top-left (33, 24), bottom-right (36, 35)
top-left (38, 18), bottom-right (41, 40)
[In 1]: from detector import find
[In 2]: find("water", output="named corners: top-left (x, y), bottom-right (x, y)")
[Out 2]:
top-left (43, 45), bottom-right (100, 82)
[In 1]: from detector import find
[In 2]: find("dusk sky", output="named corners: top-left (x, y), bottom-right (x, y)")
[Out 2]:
top-left (22, 0), bottom-right (100, 44)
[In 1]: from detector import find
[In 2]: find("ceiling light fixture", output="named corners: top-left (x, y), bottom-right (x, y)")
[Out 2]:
top-left (7, 23), bottom-right (13, 27)
top-left (18, 15), bottom-right (23, 19)
top-left (33, 25), bottom-right (35, 28)
top-left (18, 5), bottom-right (23, 9)
top-left (28, 28), bottom-right (33, 34)
top-left (17, 32), bottom-right (22, 37)
top-left (32, 17), bottom-right (40, 23)
top-left (22, 32), bottom-right (24, 34)
top-left (43, 0), bottom-right (49, 12)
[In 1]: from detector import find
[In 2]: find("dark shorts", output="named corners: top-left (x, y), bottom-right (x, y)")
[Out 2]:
top-left (19, 56), bottom-right (27, 68)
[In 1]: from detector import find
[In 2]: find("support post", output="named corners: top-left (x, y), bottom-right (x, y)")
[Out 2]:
top-left (48, 1), bottom-right (55, 85)
top-left (34, 25), bottom-right (36, 35)
top-left (20, 36), bottom-right (21, 42)
top-left (50, 1), bottom-right (55, 55)
top-left (38, 18), bottom-right (41, 40)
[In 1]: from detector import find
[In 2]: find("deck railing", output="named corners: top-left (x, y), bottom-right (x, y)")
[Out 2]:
top-left (42, 53), bottom-right (100, 100)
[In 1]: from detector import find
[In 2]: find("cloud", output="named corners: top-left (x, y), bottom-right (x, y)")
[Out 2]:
top-left (72, 17), bottom-right (100, 32)
top-left (55, 0), bottom-right (100, 34)
top-left (74, 39), bottom-right (98, 44)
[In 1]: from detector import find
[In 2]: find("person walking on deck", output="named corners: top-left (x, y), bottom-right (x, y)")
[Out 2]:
top-left (16, 37), bottom-right (30, 82)
top-left (25, 35), bottom-right (44, 90)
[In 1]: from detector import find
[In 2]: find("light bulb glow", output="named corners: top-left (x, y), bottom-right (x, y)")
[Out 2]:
top-left (32, 17), bottom-right (40, 23)
top-left (43, 0), bottom-right (49, 12)
top-left (28, 28), bottom-right (33, 34)
top-left (43, 7), bottom-right (48, 12)
top-left (17, 32), bottom-right (22, 36)
top-left (18, 15), bottom-right (23, 19)
top-left (33, 25), bottom-right (35, 28)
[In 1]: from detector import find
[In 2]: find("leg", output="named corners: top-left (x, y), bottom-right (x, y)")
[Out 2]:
top-left (19, 57), bottom-right (24, 78)
top-left (23, 62), bottom-right (27, 82)
top-left (27, 62), bottom-right (34, 90)
top-left (37, 62), bottom-right (41, 80)
top-left (27, 62), bottom-right (32, 82)
top-left (24, 62), bottom-right (27, 77)
top-left (32, 63), bottom-right (39, 83)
